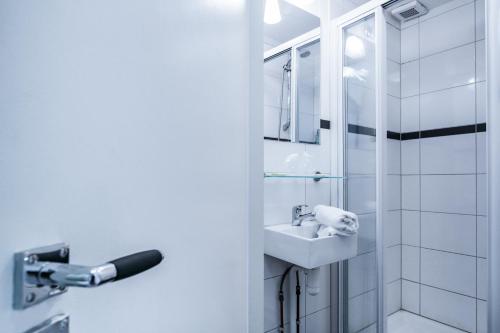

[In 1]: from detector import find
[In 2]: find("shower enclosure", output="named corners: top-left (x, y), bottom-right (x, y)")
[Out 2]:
top-left (332, 0), bottom-right (492, 332)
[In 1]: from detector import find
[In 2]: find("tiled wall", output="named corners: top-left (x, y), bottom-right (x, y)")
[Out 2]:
top-left (263, 131), bottom-right (333, 333)
top-left (263, 69), bottom-right (333, 332)
top-left (398, 1), bottom-right (487, 332)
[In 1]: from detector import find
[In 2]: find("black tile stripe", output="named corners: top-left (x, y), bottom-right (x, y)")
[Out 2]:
top-left (401, 131), bottom-right (420, 141)
top-left (348, 124), bottom-right (376, 137)
top-left (420, 124), bottom-right (477, 139)
top-left (387, 131), bottom-right (401, 140)
top-left (320, 119), bottom-right (331, 130)
top-left (263, 136), bottom-right (291, 142)
top-left (348, 123), bottom-right (487, 141)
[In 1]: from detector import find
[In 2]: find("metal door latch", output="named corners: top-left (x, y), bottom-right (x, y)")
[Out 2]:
top-left (14, 243), bottom-right (164, 309)
top-left (24, 314), bottom-right (69, 333)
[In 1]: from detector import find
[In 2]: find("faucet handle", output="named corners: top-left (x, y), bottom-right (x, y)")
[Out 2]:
top-left (292, 204), bottom-right (309, 218)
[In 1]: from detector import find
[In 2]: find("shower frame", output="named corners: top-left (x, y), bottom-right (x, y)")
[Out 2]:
top-left (264, 28), bottom-right (320, 143)
top-left (331, 3), bottom-right (388, 332)
top-left (331, 0), bottom-right (499, 332)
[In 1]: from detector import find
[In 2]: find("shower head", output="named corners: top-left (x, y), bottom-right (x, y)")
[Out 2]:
top-left (283, 59), bottom-right (292, 72)
top-left (300, 50), bottom-right (311, 58)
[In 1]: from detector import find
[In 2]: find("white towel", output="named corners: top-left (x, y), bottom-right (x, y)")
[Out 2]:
top-left (313, 205), bottom-right (359, 237)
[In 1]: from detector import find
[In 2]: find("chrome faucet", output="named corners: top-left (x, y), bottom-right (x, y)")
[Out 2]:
top-left (292, 205), bottom-right (315, 226)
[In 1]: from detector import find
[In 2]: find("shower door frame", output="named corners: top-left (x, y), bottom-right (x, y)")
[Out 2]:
top-left (331, 2), bottom-right (388, 332)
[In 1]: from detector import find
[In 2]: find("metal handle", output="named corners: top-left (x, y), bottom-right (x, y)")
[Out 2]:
top-left (14, 244), bottom-right (165, 309)
top-left (292, 204), bottom-right (309, 218)
top-left (26, 250), bottom-right (163, 288)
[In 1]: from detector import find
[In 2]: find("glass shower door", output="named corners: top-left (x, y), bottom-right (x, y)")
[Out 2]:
top-left (341, 13), bottom-right (379, 333)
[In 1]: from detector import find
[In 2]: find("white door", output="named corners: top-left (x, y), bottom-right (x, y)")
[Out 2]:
top-left (0, 1), bottom-right (261, 332)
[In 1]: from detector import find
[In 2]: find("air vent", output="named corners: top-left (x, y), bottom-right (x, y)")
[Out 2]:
top-left (391, 1), bottom-right (428, 22)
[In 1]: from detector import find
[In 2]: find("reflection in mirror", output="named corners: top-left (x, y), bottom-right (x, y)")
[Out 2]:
top-left (296, 39), bottom-right (320, 144)
top-left (263, 0), bottom-right (320, 144)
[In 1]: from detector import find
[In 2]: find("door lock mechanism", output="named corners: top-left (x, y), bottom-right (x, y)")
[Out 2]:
top-left (14, 243), bottom-right (164, 309)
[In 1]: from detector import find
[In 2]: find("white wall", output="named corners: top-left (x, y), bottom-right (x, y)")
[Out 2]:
top-left (398, 1), bottom-right (487, 332)
top-left (0, 1), bottom-right (261, 332)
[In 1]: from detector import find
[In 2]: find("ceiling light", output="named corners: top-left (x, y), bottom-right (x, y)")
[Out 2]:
top-left (345, 35), bottom-right (366, 59)
top-left (264, 0), bottom-right (282, 25)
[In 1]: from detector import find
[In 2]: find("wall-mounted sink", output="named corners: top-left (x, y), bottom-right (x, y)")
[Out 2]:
top-left (264, 223), bottom-right (358, 269)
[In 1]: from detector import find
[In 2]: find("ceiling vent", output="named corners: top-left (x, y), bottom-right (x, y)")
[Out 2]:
top-left (391, 1), bottom-right (428, 22)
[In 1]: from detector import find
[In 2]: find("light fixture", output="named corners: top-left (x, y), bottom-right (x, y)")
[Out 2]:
top-left (264, 0), bottom-right (282, 25)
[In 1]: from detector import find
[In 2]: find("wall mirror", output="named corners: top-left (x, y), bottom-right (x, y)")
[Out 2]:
top-left (263, 0), bottom-right (322, 144)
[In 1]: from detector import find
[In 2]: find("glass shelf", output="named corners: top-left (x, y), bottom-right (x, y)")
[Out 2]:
top-left (264, 172), bottom-right (344, 180)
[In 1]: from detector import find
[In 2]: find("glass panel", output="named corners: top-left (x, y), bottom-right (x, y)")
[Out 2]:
top-left (264, 50), bottom-right (292, 141)
top-left (296, 39), bottom-right (321, 144)
top-left (342, 14), bottom-right (378, 333)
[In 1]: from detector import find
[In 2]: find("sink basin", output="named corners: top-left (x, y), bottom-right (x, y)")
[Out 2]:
top-left (264, 223), bottom-right (358, 269)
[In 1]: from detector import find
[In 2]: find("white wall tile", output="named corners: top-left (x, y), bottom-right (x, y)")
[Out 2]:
top-left (421, 0), bottom-right (474, 22)
top-left (388, 60), bottom-right (401, 98)
top-left (421, 249), bottom-right (476, 297)
top-left (402, 61), bottom-right (419, 97)
top-left (476, 0), bottom-right (485, 41)
top-left (357, 213), bottom-right (376, 254)
top-left (264, 178), bottom-right (305, 226)
top-left (419, 3), bottom-right (475, 58)
top-left (387, 139), bottom-right (401, 175)
top-left (388, 175), bottom-right (401, 210)
top-left (265, 255), bottom-right (290, 279)
top-left (401, 140), bottom-right (420, 175)
top-left (402, 245), bottom-right (420, 282)
top-left (385, 211), bottom-right (402, 247)
top-left (477, 132), bottom-right (487, 174)
top-left (421, 175), bottom-right (476, 214)
top-left (387, 279), bottom-right (402, 315)
top-left (388, 95), bottom-right (401, 133)
top-left (420, 43), bottom-right (476, 94)
top-left (402, 175), bottom-right (420, 210)
top-left (477, 174), bottom-right (487, 215)
top-left (420, 134), bottom-right (476, 174)
top-left (476, 81), bottom-right (486, 123)
top-left (401, 25), bottom-right (419, 63)
top-left (420, 84), bottom-right (475, 130)
top-left (402, 280), bottom-right (420, 314)
top-left (348, 289), bottom-right (377, 333)
top-left (346, 82), bottom-right (376, 128)
top-left (348, 251), bottom-right (376, 298)
top-left (477, 300), bottom-right (487, 333)
top-left (401, 96), bottom-right (419, 132)
top-left (387, 23), bottom-right (401, 63)
top-left (420, 285), bottom-right (476, 332)
top-left (348, 176), bottom-right (376, 214)
top-left (347, 134), bottom-right (375, 175)
top-left (264, 140), bottom-right (305, 172)
top-left (421, 212), bottom-right (476, 256)
top-left (306, 179), bottom-right (331, 208)
top-left (402, 210), bottom-right (420, 246)
top-left (264, 276), bottom-right (284, 331)
top-left (476, 40), bottom-right (486, 82)
top-left (477, 215), bottom-right (488, 258)
top-left (477, 258), bottom-right (488, 300)
top-left (385, 245), bottom-right (402, 283)
top-left (305, 307), bottom-right (331, 333)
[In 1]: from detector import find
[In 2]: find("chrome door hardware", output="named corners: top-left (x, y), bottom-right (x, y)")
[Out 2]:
top-left (14, 243), bottom-right (164, 309)
top-left (24, 314), bottom-right (69, 333)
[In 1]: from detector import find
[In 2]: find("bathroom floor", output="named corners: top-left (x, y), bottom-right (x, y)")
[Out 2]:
top-left (387, 311), bottom-right (465, 333)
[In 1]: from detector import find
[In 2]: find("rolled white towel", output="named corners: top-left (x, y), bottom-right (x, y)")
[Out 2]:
top-left (313, 205), bottom-right (359, 236)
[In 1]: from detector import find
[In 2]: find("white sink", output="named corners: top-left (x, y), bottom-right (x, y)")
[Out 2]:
top-left (264, 223), bottom-right (358, 269)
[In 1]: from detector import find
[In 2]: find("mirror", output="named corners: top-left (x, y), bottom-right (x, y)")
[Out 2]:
top-left (263, 0), bottom-right (321, 144)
